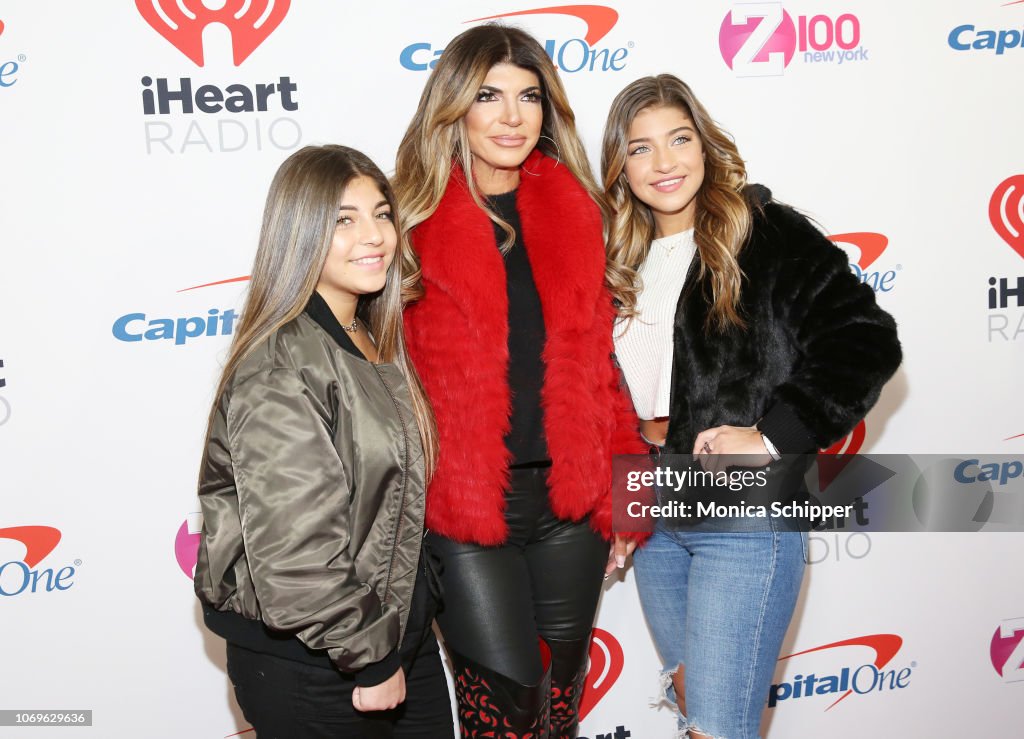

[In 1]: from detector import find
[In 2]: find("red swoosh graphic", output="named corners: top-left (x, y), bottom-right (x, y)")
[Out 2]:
top-left (828, 232), bottom-right (889, 270)
top-left (1005, 432), bottom-right (1024, 441)
top-left (1003, 1), bottom-right (1024, 6)
top-left (177, 275), bottom-right (251, 293)
top-left (0, 19), bottom-right (6, 36)
top-left (0, 526), bottom-right (62, 568)
top-left (224, 729), bottom-right (255, 737)
top-left (779, 634), bottom-right (902, 710)
top-left (467, 5), bottom-right (618, 46)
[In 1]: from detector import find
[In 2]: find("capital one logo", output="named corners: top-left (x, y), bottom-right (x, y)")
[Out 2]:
top-left (136, 0), bottom-right (290, 66)
top-left (719, 3), bottom-right (866, 77)
top-left (828, 233), bottom-right (900, 293)
top-left (948, 2), bottom-right (1024, 56)
top-left (400, 5), bottom-right (631, 73)
top-left (0, 525), bottom-right (79, 596)
top-left (991, 618), bottom-right (1024, 682)
top-left (579, 628), bottom-right (624, 720)
top-left (770, 633), bottom-right (913, 710)
top-left (112, 275), bottom-right (248, 346)
top-left (0, 17), bottom-right (26, 89)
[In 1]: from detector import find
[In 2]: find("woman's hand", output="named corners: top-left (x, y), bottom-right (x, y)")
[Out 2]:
top-left (352, 668), bottom-right (406, 712)
top-left (692, 425), bottom-right (772, 474)
top-left (605, 534), bottom-right (638, 577)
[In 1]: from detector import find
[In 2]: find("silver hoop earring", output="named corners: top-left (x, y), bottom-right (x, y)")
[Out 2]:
top-left (521, 134), bottom-right (561, 177)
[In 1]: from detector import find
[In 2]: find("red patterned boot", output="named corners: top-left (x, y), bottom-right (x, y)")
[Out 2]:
top-left (544, 635), bottom-right (591, 739)
top-left (448, 640), bottom-right (552, 738)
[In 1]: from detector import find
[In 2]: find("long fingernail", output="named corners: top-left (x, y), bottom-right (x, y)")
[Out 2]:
top-left (616, 555), bottom-right (625, 568)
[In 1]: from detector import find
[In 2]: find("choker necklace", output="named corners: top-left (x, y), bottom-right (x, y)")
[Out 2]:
top-left (341, 317), bottom-right (359, 333)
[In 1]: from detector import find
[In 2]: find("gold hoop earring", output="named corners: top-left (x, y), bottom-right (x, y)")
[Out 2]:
top-left (521, 134), bottom-right (561, 177)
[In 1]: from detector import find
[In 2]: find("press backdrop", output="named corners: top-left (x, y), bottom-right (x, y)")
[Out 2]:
top-left (2, 1), bottom-right (1023, 737)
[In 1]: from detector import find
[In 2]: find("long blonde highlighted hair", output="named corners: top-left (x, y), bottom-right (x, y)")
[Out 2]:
top-left (602, 74), bottom-right (754, 332)
top-left (394, 23), bottom-right (599, 290)
top-left (203, 145), bottom-right (437, 474)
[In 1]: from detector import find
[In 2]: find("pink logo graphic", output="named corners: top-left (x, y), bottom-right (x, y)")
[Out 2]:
top-left (991, 619), bottom-right (1024, 682)
top-left (467, 5), bottom-right (619, 46)
top-left (720, 6), bottom-right (797, 73)
top-left (828, 233), bottom-right (889, 270)
top-left (0, 19), bottom-right (5, 37)
top-left (174, 518), bottom-right (201, 579)
top-left (0, 525), bottom-right (61, 567)
top-left (990, 175), bottom-right (1024, 260)
top-left (136, 0), bottom-right (290, 66)
top-left (579, 627), bottom-right (624, 720)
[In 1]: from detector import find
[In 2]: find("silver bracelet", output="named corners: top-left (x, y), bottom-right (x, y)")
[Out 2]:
top-left (760, 432), bottom-right (782, 461)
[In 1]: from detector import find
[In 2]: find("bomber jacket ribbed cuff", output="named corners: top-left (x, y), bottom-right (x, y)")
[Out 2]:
top-left (353, 648), bottom-right (401, 687)
top-left (757, 401), bottom-right (817, 455)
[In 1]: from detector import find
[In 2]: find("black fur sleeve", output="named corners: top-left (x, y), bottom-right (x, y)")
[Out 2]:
top-left (756, 208), bottom-right (902, 452)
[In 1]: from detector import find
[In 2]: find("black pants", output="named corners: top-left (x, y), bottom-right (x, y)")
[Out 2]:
top-left (427, 466), bottom-right (608, 684)
top-left (225, 634), bottom-right (453, 738)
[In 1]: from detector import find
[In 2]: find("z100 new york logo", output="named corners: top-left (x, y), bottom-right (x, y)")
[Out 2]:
top-left (0, 526), bottom-right (80, 597)
top-left (719, 3), bottom-right (869, 77)
top-left (401, 5), bottom-right (633, 73)
top-left (991, 618), bottom-right (1024, 683)
top-left (135, 0), bottom-right (301, 155)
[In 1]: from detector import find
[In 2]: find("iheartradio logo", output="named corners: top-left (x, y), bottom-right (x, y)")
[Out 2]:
top-left (136, 0), bottom-right (290, 66)
top-left (579, 628), bottom-right (624, 720)
top-left (990, 175), bottom-right (1024, 260)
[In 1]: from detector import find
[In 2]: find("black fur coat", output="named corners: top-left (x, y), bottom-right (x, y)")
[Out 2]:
top-left (664, 191), bottom-right (902, 455)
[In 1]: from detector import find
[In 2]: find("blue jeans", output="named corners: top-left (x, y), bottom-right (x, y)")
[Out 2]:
top-left (633, 518), bottom-right (806, 738)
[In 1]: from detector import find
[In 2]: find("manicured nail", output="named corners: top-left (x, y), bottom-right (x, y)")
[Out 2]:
top-left (616, 555), bottom-right (625, 568)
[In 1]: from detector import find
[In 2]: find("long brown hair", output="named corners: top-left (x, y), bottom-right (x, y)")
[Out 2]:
top-left (602, 74), bottom-right (753, 332)
top-left (203, 145), bottom-right (437, 473)
top-left (394, 23), bottom-right (599, 291)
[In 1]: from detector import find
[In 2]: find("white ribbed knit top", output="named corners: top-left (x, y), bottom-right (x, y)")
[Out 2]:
top-left (613, 229), bottom-right (696, 420)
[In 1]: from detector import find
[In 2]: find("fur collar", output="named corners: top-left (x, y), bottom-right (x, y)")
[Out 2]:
top-left (412, 150), bottom-right (605, 330)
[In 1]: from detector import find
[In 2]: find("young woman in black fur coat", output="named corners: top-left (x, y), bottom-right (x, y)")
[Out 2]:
top-left (601, 74), bottom-right (901, 739)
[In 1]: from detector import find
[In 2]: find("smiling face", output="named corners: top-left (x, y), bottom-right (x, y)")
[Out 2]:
top-left (315, 175), bottom-right (397, 319)
top-left (623, 105), bottom-right (705, 237)
top-left (463, 63), bottom-right (544, 194)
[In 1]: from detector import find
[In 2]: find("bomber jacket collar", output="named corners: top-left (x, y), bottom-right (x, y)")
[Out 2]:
top-left (304, 290), bottom-right (366, 361)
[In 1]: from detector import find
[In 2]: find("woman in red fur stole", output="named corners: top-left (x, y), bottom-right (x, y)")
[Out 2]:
top-left (393, 24), bottom-right (644, 738)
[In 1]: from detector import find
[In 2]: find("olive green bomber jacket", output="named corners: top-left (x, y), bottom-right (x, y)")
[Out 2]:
top-left (194, 306), bottom-right (424, 675)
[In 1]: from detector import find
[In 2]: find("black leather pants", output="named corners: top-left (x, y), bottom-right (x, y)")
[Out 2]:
top-left (426, 466), bottom-right (607, 685)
